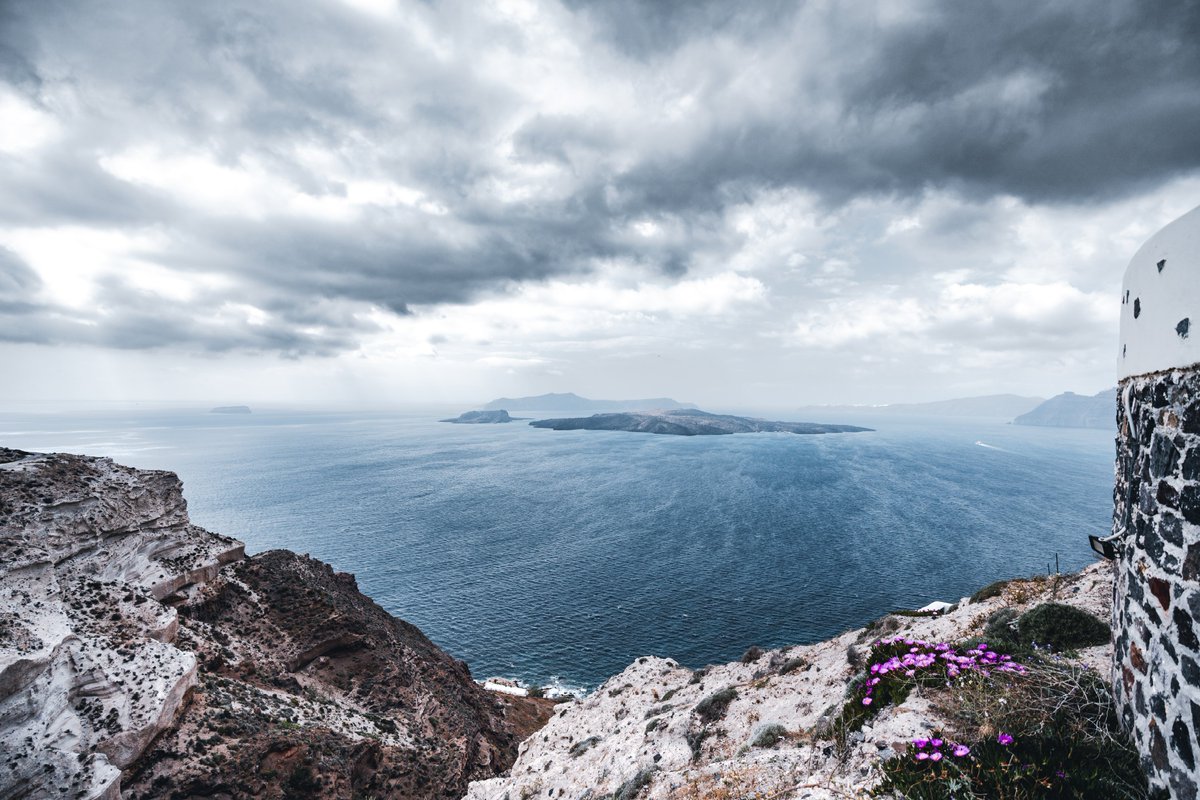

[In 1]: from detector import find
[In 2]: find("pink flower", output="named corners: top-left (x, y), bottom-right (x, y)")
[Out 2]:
top-left (998, 733), bottom-right (1014, 745)
top-left (915, 751), bottom-right (929, 761)
top-left (930, 752), bottom-right (943, 762)
top-left (953, 744), bottom-right (970, 757)
top-left (913, 738), bottom-right (929, 748)
top-left (862, 697), bottom-right (873, 705)
top-left (931, 738), bottom-right (943, 748)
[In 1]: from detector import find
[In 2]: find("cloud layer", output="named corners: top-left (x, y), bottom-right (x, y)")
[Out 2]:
top-left (1, 0), bottom-right (1198, 403)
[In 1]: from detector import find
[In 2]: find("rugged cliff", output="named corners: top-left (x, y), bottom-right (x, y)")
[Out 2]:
top-left (465, 566), bottom-right (1116, 800)
top-left (0, 449), bottom-right (553, 800)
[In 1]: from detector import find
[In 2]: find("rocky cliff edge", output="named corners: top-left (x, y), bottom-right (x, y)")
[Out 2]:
top-left (0, 449), bottom-right (553, 800)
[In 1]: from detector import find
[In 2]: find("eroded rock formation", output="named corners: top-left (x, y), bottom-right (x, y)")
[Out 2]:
top-left (0, 449), bottom-right (553, 800)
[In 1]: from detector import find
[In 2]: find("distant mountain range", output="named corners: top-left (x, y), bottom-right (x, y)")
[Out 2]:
top-left (795, 394), bottom-right (1045, 419)
top-left (482, 392), bottom-right (694, 412)
top-left (1012, 389), bottom-right (1116, 430)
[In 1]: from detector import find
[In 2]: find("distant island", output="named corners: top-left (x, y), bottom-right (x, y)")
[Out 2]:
top-left (1012, 389), bottom-right (1116, 430)
top-left (210, 405), bottom-right (251, 414)
top-left (483, 392), bottom-right (694, 412)
top-left (528, 408), bottom-right (872, 436)
top-left (441, 409), bottom-right (519, 424)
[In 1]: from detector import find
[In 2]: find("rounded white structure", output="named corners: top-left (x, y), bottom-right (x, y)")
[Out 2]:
top-left (1119, 204), bottom-right (1200, 379)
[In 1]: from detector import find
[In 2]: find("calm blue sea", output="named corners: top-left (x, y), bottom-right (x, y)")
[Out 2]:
top-left (0, 407), bottom-right (1115, 693)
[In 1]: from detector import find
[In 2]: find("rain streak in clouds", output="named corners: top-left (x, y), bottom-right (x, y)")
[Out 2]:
top-left (1, 0), bottom-right (1199, 405)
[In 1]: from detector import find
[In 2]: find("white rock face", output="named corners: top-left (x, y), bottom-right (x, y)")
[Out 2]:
top-left (0, 449), bottom-right (244, 800)
top-left (1119, 203), bottom-right (1200, 379)
top-left (466, 564), bottom-right (1113, 800)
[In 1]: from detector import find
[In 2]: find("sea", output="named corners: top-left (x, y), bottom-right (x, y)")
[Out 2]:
top-left (0, 406), bottom-right (1116, 695)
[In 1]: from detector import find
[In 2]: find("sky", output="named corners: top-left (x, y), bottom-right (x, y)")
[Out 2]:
top-left (1, 0), bottom-right (1199, 410)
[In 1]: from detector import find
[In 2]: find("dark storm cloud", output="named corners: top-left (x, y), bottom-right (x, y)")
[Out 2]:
top-left (2, 0), bottom-right (1198, 356)
top-left (562, 0), bottom-right (799, 60)
top-left (613, 0), bottom-right (1200, 212)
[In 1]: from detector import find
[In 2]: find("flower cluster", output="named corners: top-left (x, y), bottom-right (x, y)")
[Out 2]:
top-left (908, 732), bottom-right (1015, 764)
top-left (860, 637), bottom-right (1025, 707)
top-left (911, 736), bottom-right (971, 762)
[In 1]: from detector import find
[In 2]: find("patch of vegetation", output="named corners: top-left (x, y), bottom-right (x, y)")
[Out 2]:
top-left (830, 636), bottom-right (1025, 748)
top-left (873, 664), bottom-right (1146, 799)
top-left (777, 656), bottom-right (808, 675)
top-left (740, 646), bottom-right (765, 664)
top-left (659, 688), bottom-right (678, 703)
top-left (970, 579), bottom-right (1009, 603)
top-left (569, 736), bottom-right (600, 757)
top-left (644, 718), bottom-right (660, 734)
top-left (608, 767), bottom-right (657, 800)
top-left (1017, 603), bottom-right (1110, 650)
top-left (694, 687), bottom-right (738, 723)
top-left (685, 728), bottom-right (712, 761)
top-left (750, 723), bottom-right (787, 748)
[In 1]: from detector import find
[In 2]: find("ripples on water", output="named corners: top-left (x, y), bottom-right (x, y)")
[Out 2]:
top-left (2, 408), bottom-right (1114, 691)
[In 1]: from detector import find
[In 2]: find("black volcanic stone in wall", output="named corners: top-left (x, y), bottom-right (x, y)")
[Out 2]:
top-left (1180, 485), bottom-right (1200, 525)
top-left (1162, 634), bottom-right (1178, 662)
top-left (1152, 694), bottom-right (1168, 721)
top-left (1193, 701), bottom-right (1200, 739)
top-left (1158, 481), bottom-right (1180, 510)
top-left (1172, 718), bottom-right (1196, 770)
top-left (1145, 523), bottom-right (1166, 562)
top-left (1180, 657), bottom-right (1200, 690)
top-left (1186, 400), bottom-right (1200, 434)
top-left (1152, 435), bottom-right (1181, 477)
top-left (1156, 382), bottom-right (1171, 407)
top-left (1184, 450), bottom-right (1200, 481)
top-left (1175, 608), bottom-right (1200, 651)
top-left (1188, 545), bottom-right (1200, 582)
top-left (1160, 513), bottom-right (1184, 548)
top-left (1136, 683), bottom-right (1148, 715)
top-left (1151, 724), bottom-right (1170, 770)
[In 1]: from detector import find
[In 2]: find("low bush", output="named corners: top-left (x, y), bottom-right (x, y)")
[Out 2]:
top-left (750, 723), bottom-right (787, 748)
top-left (609, 767), bottom-right (657, 800)
top-left (740, 646), bottom-right (765, 664)
top-left (970, 579), bottom-right (1009, 603)
top-left (694, 687), bottom-right (738, 723)
top-left (777, 656), bottom-right (808, 675)
top-left (1017, 602), bottom-right (1109, 650)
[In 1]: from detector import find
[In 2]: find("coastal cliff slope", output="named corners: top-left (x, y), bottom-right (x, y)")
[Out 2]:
top-left (0, 448), bottom-right (552, 800)
top-left (466, 564), bottom-right (1113, 800)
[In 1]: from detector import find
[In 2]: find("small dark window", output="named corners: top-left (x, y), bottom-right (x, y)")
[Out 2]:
top-left (1177, 318), bottom-right (1190, 339)
top-left (1134, 298), bottom-right (1141, 319)
top-left (1157, 259), bottom-right (1166, 272)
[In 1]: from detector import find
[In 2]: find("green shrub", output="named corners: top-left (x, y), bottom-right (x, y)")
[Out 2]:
top-left (569, 736), bottom-right (600, 757)
top-left (694, 687), bottom-right (737, 723)
top-left (751, 723), bottom-right (787, 748)
top-left (983, 607), bottom-right (1020, 647)
top-left (777, 656), bottom-right (808, 675)
top-left (873, 728), bottom-right (1145, 799)
top-left (609, 767), bottom-right (657, 800)
top-left (1017, 603), bottom-right (1109, 650)
top-left (971, 579), bottom-right (1009, 603)
top-left (740, 646), bottom-right (765, 664)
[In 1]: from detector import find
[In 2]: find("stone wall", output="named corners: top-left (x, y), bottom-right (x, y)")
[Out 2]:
top-left (1112, 203), bottom-right (1200, 798)
top-left (1112, 369), bottom-right (1200, 797)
